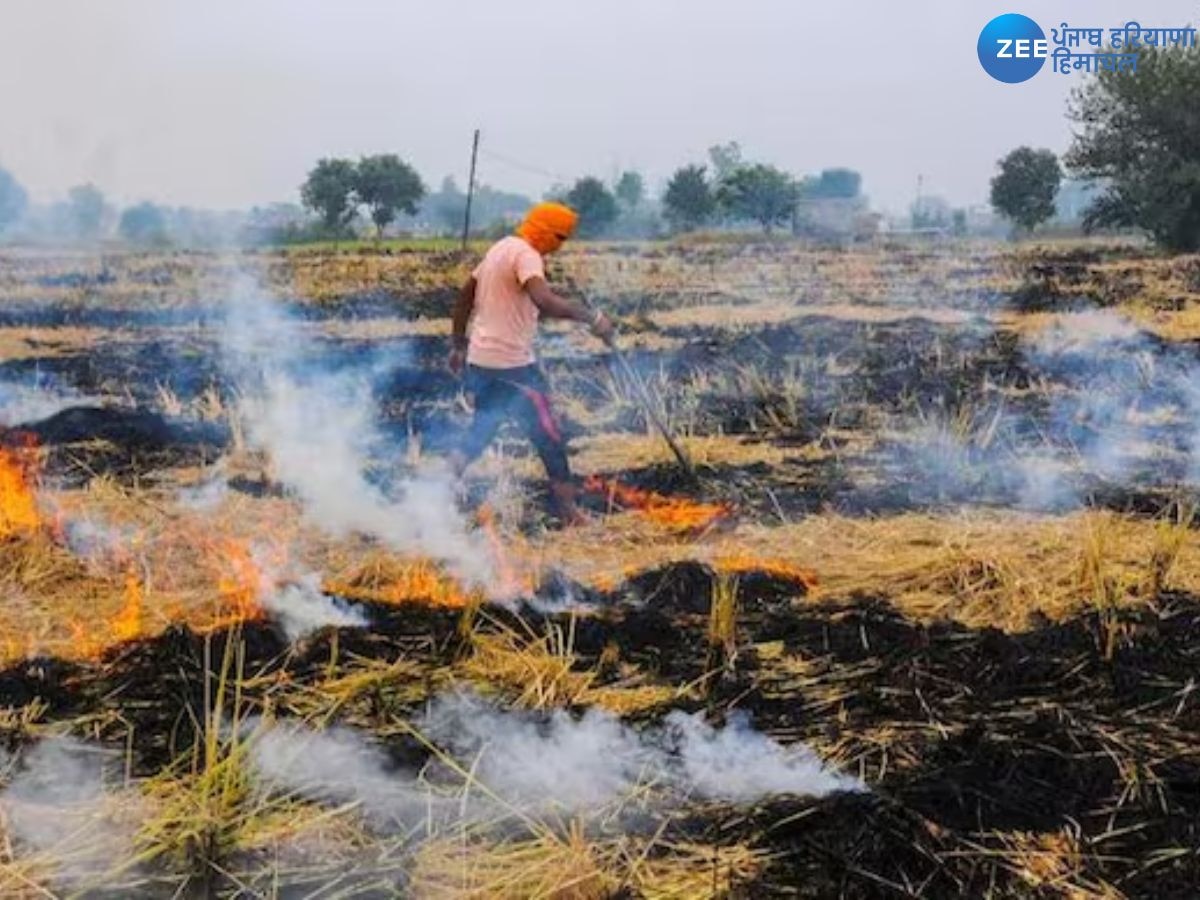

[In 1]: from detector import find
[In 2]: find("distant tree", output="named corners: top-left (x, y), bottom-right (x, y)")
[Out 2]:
top-left (810, 168), bottom-right (862, 199)
top-left (66, 184), bottom-right (106, 239)
top-left (300, 158), bottom-right (359, 235)
top-left (1066, 45), bottom-right (1200, 251)
top-left (662, 164), bottom-right (715, 232)
top-left (355, 154), bottom-right (425, 239)
top-left (952, 209), bottom-right (969, 236)
top-left (241, 203), bottom-right (313, 245)
top-left (614, 171), bottom-right (645, 210)
top-left (428, 176), bottom-right (466, 233)
top-left (0, 167), bottom-right (28, 233)
top-left (707, 142), bottom-right (743, 182)
top-left (717, 164), bottom-right (799, 233)
top-left (420, 176), bottom-right (532, 237)
top-left (565, 176), bottom-right (618, 237)
top-left (990, 147), bottom-right (1062, 234)
top-left (471, 184), bottom-right (532, 232)
top-left (118, 202), bottom-right (168, 245)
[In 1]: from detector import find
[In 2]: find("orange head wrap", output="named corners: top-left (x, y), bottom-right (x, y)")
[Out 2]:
top-left (515, 202), bottom-right (578, 255)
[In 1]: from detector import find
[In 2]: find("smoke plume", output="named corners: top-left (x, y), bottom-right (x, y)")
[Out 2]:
top-left (0, 737), bottom-right (142, 889)
top-left (887, 309), bottom-right (1200, 511)
top-left (220, 275), bottom-right (494, 588)
top-left (251, 690), bottom-right (862, 833)
top-left (261, 573), bottom-right (368, 641)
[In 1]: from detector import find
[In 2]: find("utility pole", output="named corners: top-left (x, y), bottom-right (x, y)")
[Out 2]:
top-left (461, 129), bottom-right (480, 253)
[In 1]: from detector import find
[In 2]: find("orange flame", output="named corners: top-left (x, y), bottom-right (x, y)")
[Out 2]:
top-left (477, 503), bottom-right (537, 599)
top-left (113, 567), bottom-right (144, 641)
top-left (583, 475), bottom-right (733, 534)
top-left (207, 538), bottom-right (272, 628)
top-left (67, 620), bottom-right (95, 658)
top-left (0, 439), bottom-right (44, 538)
top-left (325, 556), bottom-right (477, 608)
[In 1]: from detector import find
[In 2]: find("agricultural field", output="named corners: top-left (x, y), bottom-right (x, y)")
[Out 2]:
top-left (1, 237), bottom-right (1199, 897)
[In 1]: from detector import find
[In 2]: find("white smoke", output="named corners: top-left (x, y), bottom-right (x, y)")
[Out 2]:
top-left (251, 690), bottom-right (861, 833)
top-left (220, 275), bottom-right (494, 589)
top-left (0, 377), bottom-right (87, 426)
top-left (1027, 309), bottom-right (1200, 492)
top-left (1030, 308), bottom-right (1142, 353)
top-left (0, 696), bottom-right (859, 888)
top-left (0, 737), bottom-right (142, 889)
top-left (176, 473), bottom-right (229, 511)
top-left (261, 573), bottom-right (367, 641)
top-left (887, 309), bottom-right (1200, 511)
top-left (662, 709), bottom-right (861, 801)
top-left (62, 516), bottom-right (135, 563)
top-left (420, 693), bottom-right (663, 813)
top-left (250, 722), bottom-right (451, 832)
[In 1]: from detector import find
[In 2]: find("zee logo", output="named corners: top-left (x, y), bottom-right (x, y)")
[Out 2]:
top-left (995, 39), bottom-right (1049, 59)
top-left (978, 14), bottom-right (1048, 82)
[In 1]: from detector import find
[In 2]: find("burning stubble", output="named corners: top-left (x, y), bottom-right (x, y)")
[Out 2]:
top-left (219, 274), bottom-right (499, 593)
top-left (0, 737), bottom-right (146, 892)
top-left (0, 694), bottom-right (859, 890)
top-left (252, 690), bottom-right (862, 829)
top-left (886, 307), bottom-right (1200, 511)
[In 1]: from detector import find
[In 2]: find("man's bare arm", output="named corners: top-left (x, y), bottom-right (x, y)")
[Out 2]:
top-left (451, 276), bottom-right (477, 348)
top-left (526, 276), bottom-right (597, 324)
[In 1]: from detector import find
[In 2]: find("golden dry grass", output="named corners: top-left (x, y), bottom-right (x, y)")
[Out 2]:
top-left (535, 508), bottom-right (1200, 632)
top-left (409, 826), bottom-right (764, 900)
top-left (458, 616), bottom-right (679, 715)
top-left (3, 240), bottom-right (1199, 897)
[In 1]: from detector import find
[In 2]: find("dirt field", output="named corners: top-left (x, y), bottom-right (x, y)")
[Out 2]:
top-left (1, 238), bottom-right (1198, 897)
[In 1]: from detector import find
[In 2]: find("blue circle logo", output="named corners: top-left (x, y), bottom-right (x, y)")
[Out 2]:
top-left (978, 14), bottom-right (1046, 83)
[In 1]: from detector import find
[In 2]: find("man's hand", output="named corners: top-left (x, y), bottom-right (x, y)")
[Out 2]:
top-left (448, 345), bottom-right (467, 375)
top-left (590, 311), bottom-right (616, 346)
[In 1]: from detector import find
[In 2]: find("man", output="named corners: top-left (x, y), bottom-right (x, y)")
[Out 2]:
top-left (447, 201), bottom-right (613, 524)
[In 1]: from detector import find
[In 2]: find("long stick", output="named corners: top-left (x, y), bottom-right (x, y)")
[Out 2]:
top-left (609, 343), bottom-right (696, 479)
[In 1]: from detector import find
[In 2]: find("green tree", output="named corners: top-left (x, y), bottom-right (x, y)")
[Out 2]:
top-left (614, 170), bottom-right (644, 210)
top-left (662, 164), bottom-right (715, 232)
top-left (565, 176), bottom-right (618, 237)
top-left (0, 167), bottom-right (28, 233)
top-left (717, 164), bottom-right (799, 233)
top-left (1066, 45), bottom-right (1200, 250)
top-left (355, 153), bottom-right (425, 239)
top-left (707, 141), bottom-right (743, 182)
top-left (300, 158), bottom-right (359, 235)
top-left (428, 176), bottom-right (466, 233)
top-left (67, 184), bottom-right (106, 238)
top-left (990, 147), bottom-right (1062, 234)
top-left (118, 202), bottom-right (168, 245)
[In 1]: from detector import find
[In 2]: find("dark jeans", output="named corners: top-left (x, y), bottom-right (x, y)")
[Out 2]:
top-left (461, 364), bottom-right (570, 481)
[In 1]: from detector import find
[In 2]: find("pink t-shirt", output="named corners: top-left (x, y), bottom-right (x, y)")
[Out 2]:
top-left (467, 235), bottom-right (545, 368)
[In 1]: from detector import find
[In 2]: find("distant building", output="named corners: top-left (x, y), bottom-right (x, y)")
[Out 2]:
top-left (793, 196), bottom-right (880, 241)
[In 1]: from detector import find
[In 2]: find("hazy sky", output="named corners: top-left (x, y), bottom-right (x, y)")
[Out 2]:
top-left (1, 1), bottom-right (1196, 214)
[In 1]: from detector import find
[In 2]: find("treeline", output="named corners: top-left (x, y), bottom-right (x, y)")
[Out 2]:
top-left (0, 175), bottom-right (262, 249)
top-left (0, 144), bottom-right (876, 248)
top-left (2, 43), bottom-right (1195, 251)
top-left (291, 142), bottom-right (876, 244)
top-left (986, 44), bottom-right (1200, 250)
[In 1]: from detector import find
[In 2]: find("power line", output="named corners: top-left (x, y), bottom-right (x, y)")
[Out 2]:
top-left (476, 146), bottom-right (572, 184)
